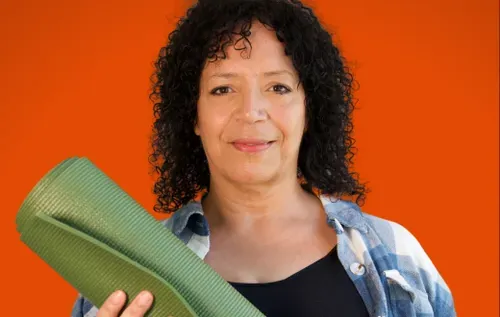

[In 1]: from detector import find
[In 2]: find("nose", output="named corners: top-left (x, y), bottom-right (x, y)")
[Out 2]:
top-left (236, 89), bottom-right (269, 123)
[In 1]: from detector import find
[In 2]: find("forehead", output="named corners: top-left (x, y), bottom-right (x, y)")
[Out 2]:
top-left (202, 22), bottom-right (296, 75)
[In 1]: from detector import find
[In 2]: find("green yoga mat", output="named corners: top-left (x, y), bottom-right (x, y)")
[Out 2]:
top-left (15, 156), bottom-right (264, 317)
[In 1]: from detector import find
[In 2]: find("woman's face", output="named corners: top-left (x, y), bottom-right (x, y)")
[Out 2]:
top-left (196, 22), bottom-right (306, 186)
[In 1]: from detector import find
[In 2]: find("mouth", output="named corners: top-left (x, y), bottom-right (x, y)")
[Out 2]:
top-left (230, 139), bottom-right (275, 153)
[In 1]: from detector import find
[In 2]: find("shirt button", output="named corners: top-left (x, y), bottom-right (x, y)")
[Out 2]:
top-left (350, 262), bottom-right (366, 276)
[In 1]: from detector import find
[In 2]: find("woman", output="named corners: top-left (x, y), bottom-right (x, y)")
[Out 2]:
top-left (71, 0), bottom-right (456, 316)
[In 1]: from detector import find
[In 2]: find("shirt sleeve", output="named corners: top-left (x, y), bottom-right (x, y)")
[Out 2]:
top-left (70, 294), bottom-right (99, 317)
top-left (391, 222), bottom-right (457, 317)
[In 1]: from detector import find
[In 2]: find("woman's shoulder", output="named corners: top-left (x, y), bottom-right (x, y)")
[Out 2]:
top-left (359, 209), bottom-right (436, 267)
top-left (359, 209), bottom-right (455, 314)
top-left (359, 208), bottom-right (453, 294)
top-left (321, 197), bottom-right (425, 255)
top-left (362, 211), bottom-right (420, 246)
top-left (322, 196), bottom-right (445, 280)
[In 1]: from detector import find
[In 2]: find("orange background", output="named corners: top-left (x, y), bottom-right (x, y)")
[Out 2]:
top-left (1, 0), bottom-right (498, 315)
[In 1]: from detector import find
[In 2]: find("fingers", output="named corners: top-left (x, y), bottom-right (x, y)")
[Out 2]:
top-left (120, 291), bottom-right (154, 317)
top-left (97, 290), bottom-right (126, 317)
top-left (96, 290), bottom-right (154, 317)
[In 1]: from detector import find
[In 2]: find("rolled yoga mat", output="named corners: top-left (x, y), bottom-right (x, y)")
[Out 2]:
top-left (15, 156), bottom-right (264, 317)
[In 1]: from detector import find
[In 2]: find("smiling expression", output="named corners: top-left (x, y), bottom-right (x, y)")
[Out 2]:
top-left (195, 22), bottom-right (307, 185)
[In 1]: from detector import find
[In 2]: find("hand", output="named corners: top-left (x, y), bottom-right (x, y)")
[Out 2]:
top-left (97, 290), bottom-right (154, 317)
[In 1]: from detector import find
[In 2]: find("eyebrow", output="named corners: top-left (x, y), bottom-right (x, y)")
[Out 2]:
top-left (263, 70), bottom-right (295, 78)
top-left (209, 70), bottom-right (295, 79)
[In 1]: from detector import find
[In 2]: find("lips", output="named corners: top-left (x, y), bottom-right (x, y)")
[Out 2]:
top-left (231, 139), bottom-right (275, 153)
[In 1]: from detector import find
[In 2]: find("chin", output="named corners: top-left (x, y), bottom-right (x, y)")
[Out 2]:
top-left (225, 165), bottom-right (278, 185)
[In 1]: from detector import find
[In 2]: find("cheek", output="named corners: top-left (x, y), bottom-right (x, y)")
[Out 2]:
top-left (197, 101), bottom-right (230, 145)
top-left (273, 101), bottom-right (306, 143)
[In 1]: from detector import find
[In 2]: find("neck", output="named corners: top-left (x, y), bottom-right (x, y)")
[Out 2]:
top-left (202, 172), bottom-right (322, 233)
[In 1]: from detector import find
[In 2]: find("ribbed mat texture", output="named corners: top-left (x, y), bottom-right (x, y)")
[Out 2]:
top-left (16, 157), bottom-right (264, 317)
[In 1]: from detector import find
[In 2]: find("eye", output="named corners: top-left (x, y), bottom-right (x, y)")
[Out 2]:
top-left (270, 84), bottom-right (291, 94)
top-left (210, 86), bottom-right (232, 95)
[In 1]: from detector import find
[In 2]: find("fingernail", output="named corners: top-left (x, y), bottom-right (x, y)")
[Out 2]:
top-left (138, 291), bottom-right (153, 307)
top-left (110, 291), bottom-right (124, 305)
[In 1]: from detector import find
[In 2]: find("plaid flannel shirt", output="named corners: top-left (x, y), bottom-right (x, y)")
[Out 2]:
top-left (71, 196), bottom-right (457, 317)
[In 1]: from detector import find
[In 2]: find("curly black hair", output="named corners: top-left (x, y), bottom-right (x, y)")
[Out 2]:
top-left (148, 0), bottom-right (368, 213)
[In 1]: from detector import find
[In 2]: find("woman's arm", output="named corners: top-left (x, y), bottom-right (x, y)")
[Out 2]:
top-left (391, 221), bottom-right (457, 316)
top-left (71, 294), bottom-right (96, 317)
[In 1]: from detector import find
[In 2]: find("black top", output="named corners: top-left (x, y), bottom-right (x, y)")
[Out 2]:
top-left (229, 246), bottom-right (370, 317)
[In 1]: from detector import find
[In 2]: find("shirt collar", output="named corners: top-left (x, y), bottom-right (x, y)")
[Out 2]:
top-left (169, 195), bottom-right (368, 237)
top-left (319, 196), bottom-right (369, 234)
top-left (170, 201), bottom-right (207, 236)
